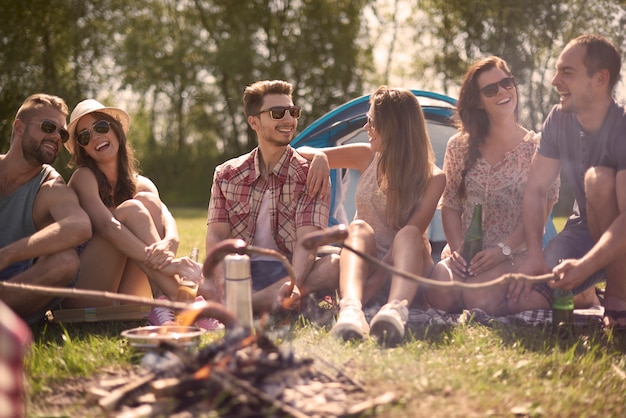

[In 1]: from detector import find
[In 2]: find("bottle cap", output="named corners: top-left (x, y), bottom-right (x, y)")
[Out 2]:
top-left (224, 254), bottom-right (251, 280)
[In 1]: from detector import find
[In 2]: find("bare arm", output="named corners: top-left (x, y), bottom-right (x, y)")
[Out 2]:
top-left (521, 154), bottom-right (561, 270)
top-left (137, 175), bottom-right (180, 267)
top-left (69, 168), bottom-right (153, 263)
top-left (404, 168), bottom-right (446, 233)
top-left (553, 169), bottom-right (626, 289)
top-left (0, 174), bottom-right (92, 270)
top-left (298, 144), bottom-right (375, 197)
top-left (508, 154), bottom-right (561, 301)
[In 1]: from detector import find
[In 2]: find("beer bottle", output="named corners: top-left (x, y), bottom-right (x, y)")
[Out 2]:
top-left (462, 203), bottom-right (483, 264)
top-left (552, 288), bottom-right (574, 337)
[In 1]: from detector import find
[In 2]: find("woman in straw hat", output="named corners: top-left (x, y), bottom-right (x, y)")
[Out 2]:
top-left (61, 99), bottom-right (207, 326)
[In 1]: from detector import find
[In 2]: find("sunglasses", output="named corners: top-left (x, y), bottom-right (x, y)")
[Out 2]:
top-left (77, 120), bottom-right (111, 147)
top-left (24, 120), bottom-right (69, 143)
top-left (480, 77), bottom-right (516, 98)
top-left (253, 106), bottom-right (301, 120)
top-left (366, 115), bottom-right (375, 129)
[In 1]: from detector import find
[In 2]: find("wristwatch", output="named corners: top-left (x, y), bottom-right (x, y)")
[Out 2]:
top-left (497, 242), bottom-right (512, 257)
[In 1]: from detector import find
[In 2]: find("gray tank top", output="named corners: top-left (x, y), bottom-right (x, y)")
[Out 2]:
top-left (0, 165), bottom-right (55, 247)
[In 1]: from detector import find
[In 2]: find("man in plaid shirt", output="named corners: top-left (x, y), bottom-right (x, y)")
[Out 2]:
top-left (205, 80), bottom-right (339, 313)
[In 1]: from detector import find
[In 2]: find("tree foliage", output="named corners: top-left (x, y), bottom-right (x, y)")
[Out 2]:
top-left (420, 0), bottom-right (626, 129)
top-left (1, 0), bottom-right (625, 206)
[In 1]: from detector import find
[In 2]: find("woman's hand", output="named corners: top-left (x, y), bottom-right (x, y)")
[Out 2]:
top-left (305, 153), bottom-right (330, 199)
top-left (161, 257), bottom-right (203, 283)
top-left (145, 239), bottom-right (176, 270)
top-left (465, 247), bottom-right (510, 276)
top-left (447, 250), bottom-right (470, 278)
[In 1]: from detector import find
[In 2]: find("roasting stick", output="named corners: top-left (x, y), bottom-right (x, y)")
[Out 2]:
top-left (339, 242), bottom-right (557, 288)
top-left (0, 224), bottom-right (556, 319)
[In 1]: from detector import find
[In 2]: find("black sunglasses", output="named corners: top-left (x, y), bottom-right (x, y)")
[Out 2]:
top-left (77, 120), bottom-right (111, 147)
top-left (480, 77), bottom-right (516, 98)
top-left (252, 106), bottom-right (301, 120)
top-left (24, 120), bottom-right (69, 143)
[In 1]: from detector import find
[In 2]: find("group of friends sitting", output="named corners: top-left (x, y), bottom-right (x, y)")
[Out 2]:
top-left (2, 34), bottom-right (626, 352)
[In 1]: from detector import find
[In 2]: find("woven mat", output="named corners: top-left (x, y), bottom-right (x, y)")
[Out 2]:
top-left (362, 305), bottom-right (604, 327)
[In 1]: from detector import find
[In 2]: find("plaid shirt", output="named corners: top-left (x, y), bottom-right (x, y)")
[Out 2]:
top-left (207, 146), bottom-right (330, 258)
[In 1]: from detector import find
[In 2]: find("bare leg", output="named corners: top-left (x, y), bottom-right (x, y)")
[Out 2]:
top-left (426, 259), bottom-right (464, 313)
top-left (585, 167), bottom-right (626, 327)
top-left (462, 255), bottom-right (520, 316)
top-left (65, 195), bottom-right (179, 307)
top-left (331, 220), bottom-right (378, 341)
top-left (387, 225), bottom-right (431, 306)
top-left (2, 249), bottom-right (79, 317)
top-left (338, 220), bottom-right (378, 303)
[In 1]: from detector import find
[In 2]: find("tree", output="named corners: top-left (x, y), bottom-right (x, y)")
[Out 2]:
top-left (420, 0), bottom-right (626, 130)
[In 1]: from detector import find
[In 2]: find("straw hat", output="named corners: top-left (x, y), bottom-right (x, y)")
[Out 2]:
top-left (65, 99), bottom-right (130, 154)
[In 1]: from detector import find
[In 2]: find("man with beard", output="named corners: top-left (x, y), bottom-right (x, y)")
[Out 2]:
top-left (0, 94), bottom-right (91, 323)
top-left (511, 34), bottom-right (626, 331)
top-left (205, 80), bottom-right (338, 314)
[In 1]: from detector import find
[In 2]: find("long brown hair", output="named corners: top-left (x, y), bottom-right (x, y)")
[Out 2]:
top-left (455, 56), bottom-right (518, 199)
top-left (69, 112), bottom-right (138, 207)
top-left (371, 86), bottom-right (435, 229)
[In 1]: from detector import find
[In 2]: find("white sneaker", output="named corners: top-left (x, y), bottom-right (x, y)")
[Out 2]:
top-left (331, 298), bottom-right (369, 341)
top-left (148, 295), bottom-right (178, 326)
top-left (369, 299), bottom-right (408, 347)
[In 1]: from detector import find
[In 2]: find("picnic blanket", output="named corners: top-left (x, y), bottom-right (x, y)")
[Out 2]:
top-left (362, 304), bottom-right (604, 327)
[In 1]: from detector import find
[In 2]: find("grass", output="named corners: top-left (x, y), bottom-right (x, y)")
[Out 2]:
top-left (24, 209), bottom-right (626, 417)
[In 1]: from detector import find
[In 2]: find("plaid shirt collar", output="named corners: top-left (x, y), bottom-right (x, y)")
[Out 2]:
top-left (249, 146), bottom-right (293, 183)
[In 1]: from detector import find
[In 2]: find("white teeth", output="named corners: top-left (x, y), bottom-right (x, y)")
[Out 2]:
top-left (96, 142), bottom-right (109, 150)
top-left (497, 97), bottom-right (511, 105)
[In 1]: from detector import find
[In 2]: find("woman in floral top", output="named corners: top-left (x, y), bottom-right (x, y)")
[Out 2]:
top-left (427, 56), bottom-right (559, 316)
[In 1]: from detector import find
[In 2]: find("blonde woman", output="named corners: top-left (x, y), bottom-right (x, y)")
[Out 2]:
top-left (300, 86), bottom-right (445, 346)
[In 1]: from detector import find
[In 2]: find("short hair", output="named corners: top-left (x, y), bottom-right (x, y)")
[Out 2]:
top-left (15, 93), bottom-right (69, 122)
top-left (243, 80), bottom-right (294, 117)
top-left (570, 34), bottom-right (622, 92)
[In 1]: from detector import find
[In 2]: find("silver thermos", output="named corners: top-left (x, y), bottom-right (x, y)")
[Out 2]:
top-left (224, 254), bottom-right (254, 329)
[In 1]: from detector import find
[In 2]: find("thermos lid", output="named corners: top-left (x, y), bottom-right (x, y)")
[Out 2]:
top-left (224, 254), bottom-right (251, 280)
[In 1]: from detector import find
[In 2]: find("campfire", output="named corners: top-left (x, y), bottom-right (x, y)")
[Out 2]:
top-left (90, 324), bottom-right (395, 417)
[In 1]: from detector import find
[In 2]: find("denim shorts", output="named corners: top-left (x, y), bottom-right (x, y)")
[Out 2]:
top-left (532, 218), bottom-right (605, 303)
top-left (1, 246), bottom-right (83, 324)
top-left (250, 260), bottom-right (290, 291)
top-left (0, 260), bottom-right (34, 281)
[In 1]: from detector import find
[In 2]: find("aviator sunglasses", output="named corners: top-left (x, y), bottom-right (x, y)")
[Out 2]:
top-left (252, 106), bottom-right (301, 120)
top-left (480, 76), bottom-right (516, 98)
top-left (23, 120), bottom-right (69, 143)
top-left (77, 120), bottom-right (111, 147)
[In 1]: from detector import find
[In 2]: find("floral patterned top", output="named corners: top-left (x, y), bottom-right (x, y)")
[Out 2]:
top-left (441, 130), bottom-right (559, 248)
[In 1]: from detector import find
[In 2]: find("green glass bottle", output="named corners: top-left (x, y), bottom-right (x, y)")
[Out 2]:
top-left (462, 203), bottom-right (483, 264)
top-left (552, 288), bottom-right (574, 336)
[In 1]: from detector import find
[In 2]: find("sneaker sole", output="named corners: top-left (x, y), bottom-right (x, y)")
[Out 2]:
top-left (370, 316), bottom-right (404, 347)
top-left (331, 323), bottom-right (367, 341)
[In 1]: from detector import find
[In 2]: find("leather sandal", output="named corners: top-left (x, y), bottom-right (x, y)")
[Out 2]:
top-left (602, 309), bottom-right (626, 331)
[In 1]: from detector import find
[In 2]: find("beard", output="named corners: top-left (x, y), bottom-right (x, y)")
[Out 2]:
top-left (22, 135), bottom-right (59, 165)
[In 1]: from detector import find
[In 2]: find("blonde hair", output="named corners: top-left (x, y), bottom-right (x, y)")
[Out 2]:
top-left (371, 86), bottom-right (435, 229)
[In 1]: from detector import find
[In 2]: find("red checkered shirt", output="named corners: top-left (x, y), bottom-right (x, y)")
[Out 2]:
top-left (207, 146), bottom-right (330, 258)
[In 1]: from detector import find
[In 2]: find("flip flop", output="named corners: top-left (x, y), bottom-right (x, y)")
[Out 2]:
top-left (602, 309), bottom-right (626, 331)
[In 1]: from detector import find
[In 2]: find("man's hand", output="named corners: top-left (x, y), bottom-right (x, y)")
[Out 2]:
top-left (550, 258), bottom-right (593, 290)
top-left (508, 253), bottom-right (549, 302)
top-left (277, 281), bottom-right (302, 311)
top-left (306, 153), bottom-right (330, 199)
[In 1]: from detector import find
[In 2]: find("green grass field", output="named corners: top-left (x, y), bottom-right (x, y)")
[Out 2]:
top-left (25, 208), bottom-right (626, 417)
